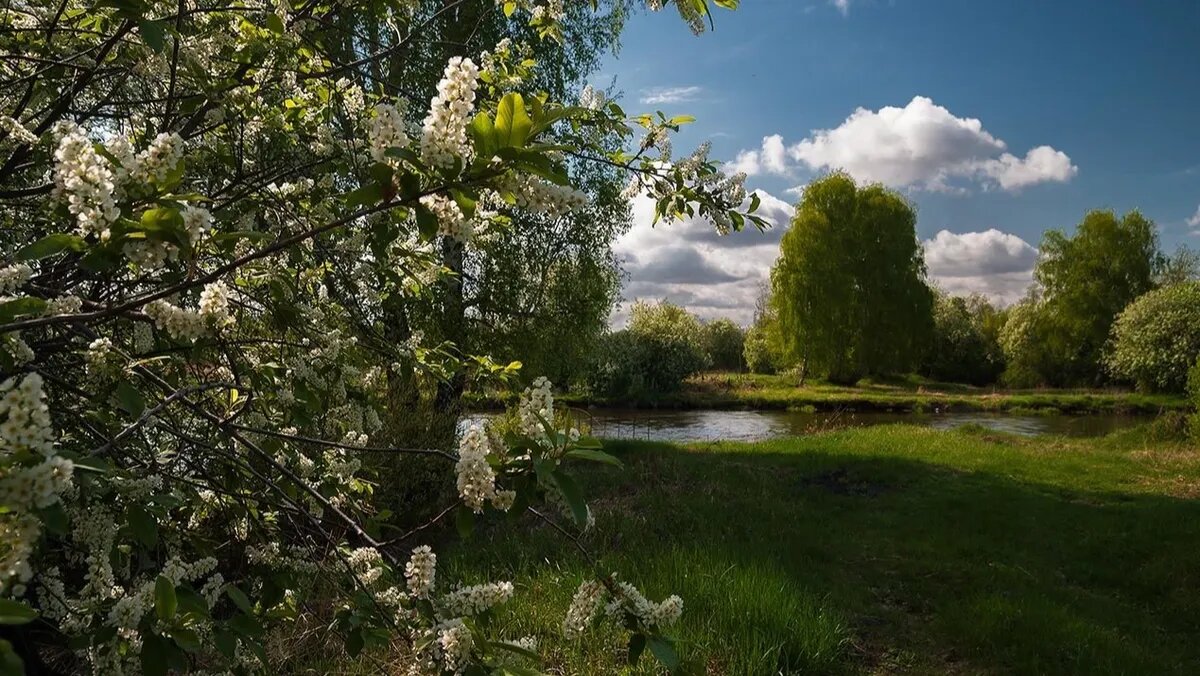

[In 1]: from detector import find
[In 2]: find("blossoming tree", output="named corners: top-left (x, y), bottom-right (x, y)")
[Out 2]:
top-left (0, 0), bottom-right (760, 673)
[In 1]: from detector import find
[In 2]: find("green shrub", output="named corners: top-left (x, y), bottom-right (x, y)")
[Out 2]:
top-left (743, 324), bottom-right (777, 374)
top-left (702, 318), bottom-right (746, 371)
top-left (587, 301), bottom-right (708, 396)
top-left (921, 293), bottom-right (1004, 385)
top-left (1105, 282), bottom-right (1200, 393)
top-left (1189, 356), bottom-right (1200, 441)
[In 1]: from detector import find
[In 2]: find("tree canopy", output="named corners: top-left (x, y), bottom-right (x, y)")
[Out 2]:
top-left (770, 173), bottom-right (933, 384)
top-left (1034, 209), bottom-right (1160, 385)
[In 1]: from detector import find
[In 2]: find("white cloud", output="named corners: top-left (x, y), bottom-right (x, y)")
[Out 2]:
top-left (727, 134), bottom-right (788, 176)
top-left (731, 96), bottom-right (1077, 192)
top-left (923, 229), bottom-right (1038, 304)
top-left (978, 146), bottom-right (1078, 190)
top-left (614, 190), bottom-right (794, 325)
top-left (831, 0), bottom-right (850, 15)
top-left (1187, 204), bottom-right (1200, 229)
top-left (639, 86), bottom-right (703, 105)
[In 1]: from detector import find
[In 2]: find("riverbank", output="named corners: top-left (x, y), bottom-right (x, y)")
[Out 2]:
top-left (433, 424), bottom-right (1200, 674)
top-left (468, 372), bottom-right (1189, 415)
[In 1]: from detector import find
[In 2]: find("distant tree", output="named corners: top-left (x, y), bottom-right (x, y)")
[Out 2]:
top-left (921, 292), bottom-right (1005, 385)
top-left (702, 318), bottom-right (746, 371)
top-left (1034, 209), bottom-right (1161, 385)
top-left (771, 173), bottom-right (934, 384)
top-left (587, 300), bottom-right (708, 396)
top-left (742, 285), bottom-right (789, 375)
top-left (1157, 245), bottom-right (1200, 286)
top-left (1105, 282), bottom-right (1200, 393)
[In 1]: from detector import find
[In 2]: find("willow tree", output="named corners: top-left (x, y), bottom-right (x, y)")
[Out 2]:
top-left (0, 0), bottom-right (755, 673)
top-left (770, 173), bottom-right (933, 384)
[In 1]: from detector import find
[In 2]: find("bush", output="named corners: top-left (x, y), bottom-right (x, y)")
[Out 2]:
top-left (702, 318), bottom-right (745, 371)
top-left (743, 324), bottom-right (778, 374)
top-left (1189, 357), bottom-right (1200, 441)
top-left (1105, 282), bottom-right (1200, 393)
top-left (587, 301), bottom-right (708, 396)
top-left (921, 293), bottom-right (1004, 385)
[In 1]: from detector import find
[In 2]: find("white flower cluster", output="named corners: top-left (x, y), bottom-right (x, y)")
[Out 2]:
top-left (369, 102), bottom-right (410, 163)
top-left (517, 376), bottom-right (554, 440)
top-left (420, 194), bottom-right (473, 242)
top-left (53, 123), bottom-right (121, 239)
top-left (563, 579), bottom-right (606, 639)
top-left (0, 373), bottom-right (72, 595)
top-left (145, 280), bottom-right (232, 340)
top-left (45, 295), bottom-right (82, 316)
top-left (530, 0), bottom-right (565, 24)
top-left (405, 545), bottom-right (437, 597)
top-left (579, 84), bottom-right (606, 111)
top-left (0, 263), bottom-right (32, 296)
top-left (455, 423), bottom-right (513, 513)
top-left (562, 577), bottom-right (683, 639)
top-left (182, 204), bottom-right (213, 241)
top-left (505, 174), bottom-right (588, 218)
top-left (440, 581), bottom-right (514, 616)
top-left (0, 115), bottom-right (38, 144)
top-left (605, 581), bottom-right (683, 629)
top-left (4, 334), bottom-right (34, 366)
top-left (132, 132), bottom-right (184, 184)
top-left (420, 57), bottom-right (479, 169)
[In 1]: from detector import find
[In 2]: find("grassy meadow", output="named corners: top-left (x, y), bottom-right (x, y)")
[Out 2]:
top-left (365, 423), bottom-right (1200, 675)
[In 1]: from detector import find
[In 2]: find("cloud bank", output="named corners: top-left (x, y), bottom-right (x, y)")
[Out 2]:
top-left (730, 96), bottom-right (1077, 192)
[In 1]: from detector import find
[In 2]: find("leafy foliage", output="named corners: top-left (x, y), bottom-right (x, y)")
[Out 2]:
top-left (1034, 209), bottom-right (1161, 385)
top-left (1106, 282), bottom-right (1200, 393)
top-left (920, 293), bottom-right (1005, 386)
top-left (770, 173), bottom-right (933, 384)
top-left (587, 301), bottom-right (708, 397)
top-left (701, 318), bottom-right (745, 372)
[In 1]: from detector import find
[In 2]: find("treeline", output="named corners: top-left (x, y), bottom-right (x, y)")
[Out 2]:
top-left (585, 172), bottom-right (1200, 398)
top-left (746, 173), bottom-right (1200, 394)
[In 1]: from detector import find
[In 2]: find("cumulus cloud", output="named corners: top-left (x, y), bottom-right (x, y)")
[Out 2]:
top-left (1187, 205), bottom-right (1200, 229)
top-left (923, 229), bottom-right (1038, 304)
top-left (614, 190), bottom-right (794, 325)
top-left (728, 96), bottom-right (1077, 192)
top-left (640, 86), bottom-right (703, 105)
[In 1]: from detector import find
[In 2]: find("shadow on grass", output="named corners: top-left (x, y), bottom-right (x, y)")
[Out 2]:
top-left (443, 430), bottom-right (1200, 675)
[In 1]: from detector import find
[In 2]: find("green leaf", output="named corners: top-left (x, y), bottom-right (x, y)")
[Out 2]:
top-left (344, 183), bottom-right (383, 209)
top-left (455, 505), bottom-right (475, 539)
top-left (16, 233), bottom-right (86, 261)
top-left (265, 13), bottom-right (285, 34)
top-left (155, 576), bottom-right (177, 621)
top-left (550, 470), bottom-right (588, 527)
top-left (668, 114), bottom-right (696, 126)
top-left (494, 93), bottom-right (533, 149)
top-left (647, 636), bottom-right (680, 670)
top-left (344, 627), bottom-right (364, 657)
top-left (213, 629), bottom-right (237, 659)
top-left (627, 633), bottom-right (646, 665)
top-left (0, 639), bottom-right (24, 676)
top-left (126, 505), bottom-right (158, 549)
top-left (503, 1), bottom-right (517, 17)
top-left (470, 112), bottom-right (497, 158)
top-left (749, 191), bottom-right (761, 213)
top-left (225, 586), bottom-right (253, 614)
top-left (564, 448), bottom-right (623, 468)
top-left (0, 297), bottom-right (47, 324)
top-left (0, 599), bottom-right (37, 625)
top-left (140, 632), bottom-right (169, 676)
top-left (115, 380), bottom-right (146, 417)
top-left (169, 627), bottom-right (201, 652)
top-left (414, 203), bottom-right (439, 241)
top-left (38, 501), bottom-right (69, 535)
top-left (138, 207), bottom-right (187, 247)
top-left (138, 20), bottom-right (165, 52)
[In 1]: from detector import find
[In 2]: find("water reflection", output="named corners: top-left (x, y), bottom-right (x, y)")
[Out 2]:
top-left (464, 409), bottom-right (1146, 443)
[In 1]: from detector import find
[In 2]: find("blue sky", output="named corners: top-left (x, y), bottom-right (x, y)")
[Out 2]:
top-left (599, 0), bottom-right (1200, 323)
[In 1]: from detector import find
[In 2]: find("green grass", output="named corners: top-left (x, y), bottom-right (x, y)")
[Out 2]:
top-left (434, 425), bottom-right (1200, 674)
top-left (535, 372), bottom-right (1188, 415)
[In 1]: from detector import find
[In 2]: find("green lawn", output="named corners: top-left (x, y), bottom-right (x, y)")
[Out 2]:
top-left (434, 425), bottom-right (1200, 674)
top-left (534, 372), bottom-right (1189, 415)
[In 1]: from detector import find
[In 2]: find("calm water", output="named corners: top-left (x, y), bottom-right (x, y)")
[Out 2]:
top-left (466, 409), bottom-right (1147, 442)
